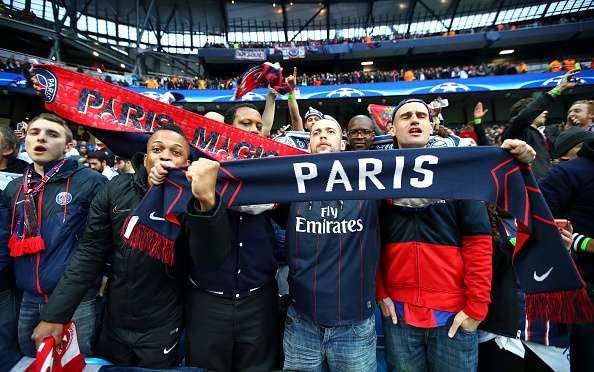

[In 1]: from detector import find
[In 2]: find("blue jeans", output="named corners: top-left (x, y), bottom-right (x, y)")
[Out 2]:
top-left (382, 316), bottom-right (478, 372)
top-left (283, 305), bottom-right (377, 372)
top-left (17, 291), bottom-right (96, 357)
top-left (0, 288), bottom-right (22, 369)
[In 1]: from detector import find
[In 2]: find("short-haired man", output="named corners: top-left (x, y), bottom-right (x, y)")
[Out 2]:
top-left (32, 124), bottom-right (230, 367)
top-left (87, 150), bottom-right (118, 180)
top-left (566, 100), bottom-right (594, 131)
top-left (377, 99), bottom-right (493, 371)
top-left (346, 115), bottom-right (376, 151)
top-left (114, 156), bottom-right (135, 174)
top-left (165, 103), bottom-right (280, 371)
top-left (4, 113), bottom-right (107, 356)
top-left (279, 118), bottom-right (381, 371)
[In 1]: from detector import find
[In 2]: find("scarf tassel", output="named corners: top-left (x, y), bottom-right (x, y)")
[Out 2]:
top-left (121, 217), bottom-right (175, 266)
top-left (8, 234), bottom-right (45, 257)
top-left (525, 288), bottom-right (594, 323)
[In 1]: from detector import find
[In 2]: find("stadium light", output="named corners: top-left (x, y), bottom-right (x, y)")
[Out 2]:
top-left (272, 2), bottom-right (276, 7)
top-left (120, 63), bottom-right (126, 68)
top-left (231, 0), bottom-right (235, 3)
top-left (92, 51), bottom-right (99, 57)
top-left (361, 61), bottom-right (374, 66)
top-left (499, 49), bottom-right (515, 55)
top-left (399, 3), bottom-right (407, 9)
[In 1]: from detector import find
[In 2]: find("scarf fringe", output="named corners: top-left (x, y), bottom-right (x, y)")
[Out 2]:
top-left (121, 217), bottom-right (175, 266)
top-left (8, 234), bottom-right (45, 257)
top-left (525, 288), bottom-right (594, 323)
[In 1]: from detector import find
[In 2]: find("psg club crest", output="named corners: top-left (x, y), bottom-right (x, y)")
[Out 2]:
top-left (33, 68), bottom-right (58, 103)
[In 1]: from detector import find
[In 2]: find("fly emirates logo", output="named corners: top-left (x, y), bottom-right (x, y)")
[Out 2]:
top-left (295, 205), bottom-right (363, 234)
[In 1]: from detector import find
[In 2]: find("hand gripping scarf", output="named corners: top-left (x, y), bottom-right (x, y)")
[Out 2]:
top-left (33, 66), bottom-right (593, 323)
top-left (26, 321), bottom-right (86, 372)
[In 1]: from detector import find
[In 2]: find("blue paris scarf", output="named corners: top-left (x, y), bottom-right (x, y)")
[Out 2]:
top-left (129, 146), bottom-right (592, 323)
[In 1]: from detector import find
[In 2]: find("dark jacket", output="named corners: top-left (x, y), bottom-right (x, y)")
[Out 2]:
top-left (0, 189), bottom-right (11, 292)
top-left (4, 159), bottom-right (106, 302)
top-left (502, 92), bottom-right (554, 179)
top-left (539, 139), bottom-right (594, 299)
top-left (189, 207), bottom-right (277, 299)
top-left (40, 159), bottom-right (231, 336)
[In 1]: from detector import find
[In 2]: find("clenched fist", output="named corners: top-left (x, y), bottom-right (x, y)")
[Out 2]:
top-left (186, 158), bottom-right (220, 211)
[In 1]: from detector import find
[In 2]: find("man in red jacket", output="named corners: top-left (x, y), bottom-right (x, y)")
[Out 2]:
top-left (377, 99), bottom-right (493, 372)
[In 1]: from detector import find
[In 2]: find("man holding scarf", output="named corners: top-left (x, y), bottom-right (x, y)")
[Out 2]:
top-left (376, 99), bottom-right (535, 372)
top-left (3, 113), bottom-right (106, 357)
top-left (31, 124), bottom-right (231, 368)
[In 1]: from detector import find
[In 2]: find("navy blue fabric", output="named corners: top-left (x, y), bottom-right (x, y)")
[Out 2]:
top-left (4, 160), bottom-right (107, 302)
top-left (285, 200), bottom-right (380, 327)
top-left (189, 208), bottom-right (277, 298)
top-left (214, 146), bottom-right (585, 304)
top-left (0, 190), bottom-right (11, 286)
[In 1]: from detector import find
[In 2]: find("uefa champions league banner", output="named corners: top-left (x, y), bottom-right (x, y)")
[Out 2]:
top-left (129, 70), bottom-right (594, 103)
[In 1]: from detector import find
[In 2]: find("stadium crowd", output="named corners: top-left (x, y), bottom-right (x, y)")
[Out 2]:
top-left (0, 65), bottom-right (593, 372)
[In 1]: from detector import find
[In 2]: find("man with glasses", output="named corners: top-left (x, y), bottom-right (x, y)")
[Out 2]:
top-left (346, 115), bottom-right (376, 151)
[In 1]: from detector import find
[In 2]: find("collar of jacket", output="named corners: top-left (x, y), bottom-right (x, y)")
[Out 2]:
top-left (29, 158), bottom-right (79, 182)
top-left (131, 152), bottom-right (149, 195)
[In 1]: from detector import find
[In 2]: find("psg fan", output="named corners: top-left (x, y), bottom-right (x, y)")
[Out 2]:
top-left (3, 113), bottom-right (106, 357)
top-left (31, 124), bottom-right (231, 368)
top-left (376, 99), bottom-right (533, 372)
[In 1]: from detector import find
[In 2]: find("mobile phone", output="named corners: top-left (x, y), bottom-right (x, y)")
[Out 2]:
top-left (16, 121), bottom-right (25, 131)
top-left (554, 219), bottom-right (569, 229)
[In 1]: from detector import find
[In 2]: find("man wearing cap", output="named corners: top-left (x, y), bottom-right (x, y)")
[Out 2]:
top-left (552, 127), bottom-right (594, 161)
top-left (377, 98), bottom-right (535, 372)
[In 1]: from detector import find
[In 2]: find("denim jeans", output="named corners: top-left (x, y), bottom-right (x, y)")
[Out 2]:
top-left (283, 305), bottom-right (377, 372)
top-left (0, 288), bottom-right (22, 370)
top-left (17, 291), bottom-right (96, 357)
top-left (382, 316), bottom-right (478, 372)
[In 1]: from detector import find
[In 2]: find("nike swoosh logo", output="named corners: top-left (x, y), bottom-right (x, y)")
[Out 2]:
top-left (149, 212), bottom-right (166, 221)
top-left (533, 267), bottom-right (554, 282)
top-left (163, 341), bottom-right (178, 354)
top-left (113, 206), bottom-right (132, 214)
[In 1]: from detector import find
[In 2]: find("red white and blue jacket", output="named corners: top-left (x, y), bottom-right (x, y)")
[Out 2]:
top-left (376, 199), bottom-right (493, 325)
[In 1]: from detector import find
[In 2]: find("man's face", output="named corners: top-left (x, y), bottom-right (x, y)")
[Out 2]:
top-left (390, 102), bottom-right (433, 148)
top-left (567, 104), bottom-right (594, 128)
top-left (309, 119), bottom-right (343, 154)
top-left (25, 119), bottom-right (71, 166)
top-left (232, 107), bottom-right (263, 136)
top-left (115, 159), bottom-right (127, 172)
top-left (305, 115), bottom-right (321, 131)
top-left (347, 117), bottom-right (375, 151)
top-left (143, 130), bottom-right (190, 175)
top-left (88, 158), bottom-right (105, 172)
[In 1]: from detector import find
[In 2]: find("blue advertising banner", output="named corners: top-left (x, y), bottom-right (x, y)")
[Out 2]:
top-left (2, 70), bottom-right (593, 103)
top-left (129, 71), bottom-right (594, 103)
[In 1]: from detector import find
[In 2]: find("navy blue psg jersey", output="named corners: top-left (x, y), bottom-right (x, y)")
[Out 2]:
top-left (286, 199), bottom-right (381, 326)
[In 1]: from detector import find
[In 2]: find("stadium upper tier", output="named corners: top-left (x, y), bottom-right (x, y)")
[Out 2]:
top-left (4, 0), bottom-right (594, 54)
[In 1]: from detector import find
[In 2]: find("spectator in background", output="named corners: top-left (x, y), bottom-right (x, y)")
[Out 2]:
top-left (114, 156), bottom-right (134, 174)
top-left (549, 59), bottom-right (562, 72)
top-left (88, 150), bottom-right (118, 180)
top-left (552, 127), bottom-right (594, 161)
top-left (503, 69), bottom-right (579, 178)
top-left (539, 138), bottom-right (594, 372)
top-left (0, 126), bottom-right (29, 182)
top-left (78, 141), bottom-right (89, 158)
top-left (565, 100), bottom-right (594, 131)
top-left (346, 115), bottom-right (375, 151)
top-left (403, 69), bottom-right (414, 81)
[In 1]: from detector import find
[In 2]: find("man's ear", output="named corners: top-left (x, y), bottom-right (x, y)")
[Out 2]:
top-left (63, 141), bottom-right (74, 155)
top-left (387, 123), bottom-right (396, 137)
top-left (340, 139), bottom-right (346, 151)
top-left (143, 153), bottom-right (148, 168)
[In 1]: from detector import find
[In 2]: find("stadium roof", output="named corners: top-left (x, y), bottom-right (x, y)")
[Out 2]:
top-left (68, 0), bottom-right (593, 35)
